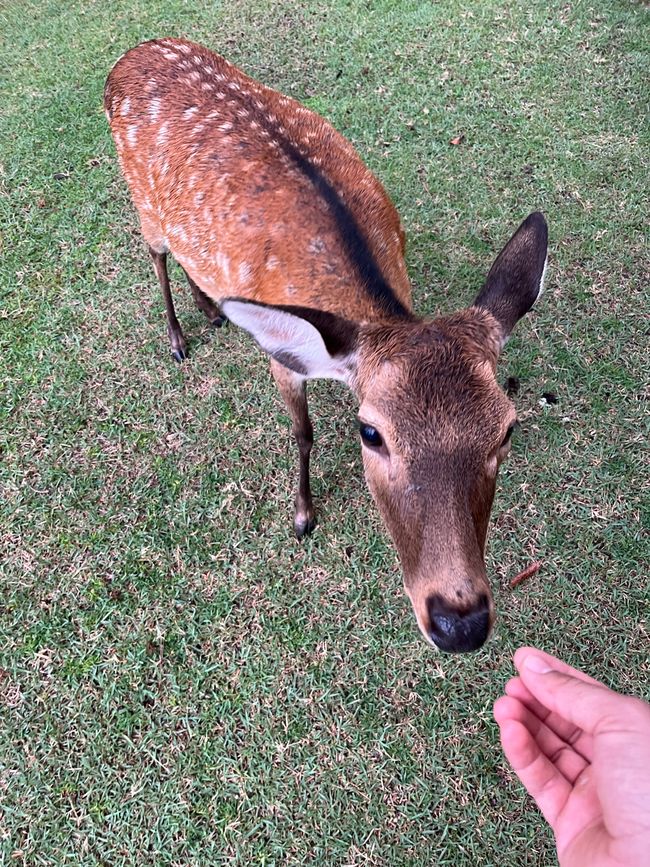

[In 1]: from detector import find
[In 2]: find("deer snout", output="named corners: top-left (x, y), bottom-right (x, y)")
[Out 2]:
top-left (425, 594), bottom-right (491, 653)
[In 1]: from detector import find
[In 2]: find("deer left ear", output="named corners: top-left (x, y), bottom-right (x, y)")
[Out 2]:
top-left (473, 211), bottom-right (548, 344)
top-left (220, 299), bottom-right (359, 382)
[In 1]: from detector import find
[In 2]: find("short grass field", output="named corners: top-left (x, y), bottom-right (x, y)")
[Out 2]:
top-left (1, 0), bottom-right (648, 864)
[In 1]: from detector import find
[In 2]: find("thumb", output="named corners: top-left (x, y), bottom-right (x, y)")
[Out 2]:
top-left (517, 652), bottom-right (634, 736)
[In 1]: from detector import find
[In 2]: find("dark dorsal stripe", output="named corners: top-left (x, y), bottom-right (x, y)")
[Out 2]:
top-left (115, 41), bottom-right (410, 320)
top-left (280, 138), bottom-right (410, 319)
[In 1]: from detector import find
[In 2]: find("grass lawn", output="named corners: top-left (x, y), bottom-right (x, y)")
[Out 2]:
top-left (1, 0), bottom-right (648, 864)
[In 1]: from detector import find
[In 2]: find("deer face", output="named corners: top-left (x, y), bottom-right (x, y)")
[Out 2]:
top-left (222, 211), bottom-right (548, 652)
top-left (354, 313), bottom-right (516, 651)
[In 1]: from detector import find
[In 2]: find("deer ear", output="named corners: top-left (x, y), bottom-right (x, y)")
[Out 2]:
top-left (473, 211), bottom-right (548, 343)
top-left (220, 299), bottom-right (359, 382)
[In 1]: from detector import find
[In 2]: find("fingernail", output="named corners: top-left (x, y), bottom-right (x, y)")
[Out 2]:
top-left (524, 655), bottom-right (553, 674)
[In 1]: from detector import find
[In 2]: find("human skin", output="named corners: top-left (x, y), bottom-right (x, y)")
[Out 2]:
top-left (494, 647), bottom-right (650, 867)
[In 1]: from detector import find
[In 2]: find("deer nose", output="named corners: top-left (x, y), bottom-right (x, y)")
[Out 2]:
top-left (426, 594), bottom-right (490, 653)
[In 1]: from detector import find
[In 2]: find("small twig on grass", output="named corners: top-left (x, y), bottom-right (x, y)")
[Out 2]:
top-left (510, 560), bottom-right (543, 588)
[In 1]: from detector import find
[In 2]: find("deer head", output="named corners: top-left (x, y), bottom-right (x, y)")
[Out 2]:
top-left (223, 212), bottom-right (548, 652)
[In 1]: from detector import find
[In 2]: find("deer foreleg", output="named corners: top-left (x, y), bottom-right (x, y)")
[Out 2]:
top-left (270, 358), bottom-right (315, 538)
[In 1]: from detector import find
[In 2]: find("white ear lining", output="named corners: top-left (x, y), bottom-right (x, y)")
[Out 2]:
top-left (537, 253), bottom-right (549, 301)
top-left (221, 300), bottom-right (353, 382)
top-left (496, 253), bottom-right (547, 350)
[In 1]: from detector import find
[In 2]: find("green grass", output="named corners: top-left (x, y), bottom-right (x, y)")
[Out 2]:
top-left (1, 0), bottom-right (648, 864)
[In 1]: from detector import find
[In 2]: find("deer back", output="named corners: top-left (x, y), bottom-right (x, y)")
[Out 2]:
top-left (104, 38), bottom-right (412, 323)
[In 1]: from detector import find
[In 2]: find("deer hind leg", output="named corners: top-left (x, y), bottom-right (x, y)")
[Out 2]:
top-left (181, 267), bottom-right (227, 328)
top-left (148, 246), bottom-right (188, 362)
top-left (270, 358), bottom-right (315, 539)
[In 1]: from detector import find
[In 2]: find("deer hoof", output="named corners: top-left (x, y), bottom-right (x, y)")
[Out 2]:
top-left (172, 348), bottom-right (187, 363)
top-left (294, 514), bottom-right (316, 539)
top-left (212, 315), bottom-right (228, 328)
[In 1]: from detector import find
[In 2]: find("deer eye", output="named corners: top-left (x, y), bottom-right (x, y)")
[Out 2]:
top-left (500, 422), bottom-right (518, 448)
top-left (359, 423), bottom-right (383, 448)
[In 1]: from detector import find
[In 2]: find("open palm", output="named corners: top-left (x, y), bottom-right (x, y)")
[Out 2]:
top-left (494, 648), bottom-right (650, 867)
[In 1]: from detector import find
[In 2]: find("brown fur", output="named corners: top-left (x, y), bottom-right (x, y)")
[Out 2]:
top-left (104, 38), bottom-right (411, 320)
top-left (354, 309), bottom-right (515, 638)
top-left (105, 38), bottom-right (546, 652)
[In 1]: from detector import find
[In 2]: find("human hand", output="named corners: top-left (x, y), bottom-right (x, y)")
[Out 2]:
top-left (493, 647), bottom-right (650, 867)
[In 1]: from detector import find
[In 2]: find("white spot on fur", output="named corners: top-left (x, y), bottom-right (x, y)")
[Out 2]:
top-left (201, 82), bottom-right (213, 92)
top-left (156, 121), bottom-right (169, 146)
top-left (237, 108), bottom-right (249, 118)
top-left (162, 49), bottom-right (179, 61)
top-left (192, 123), bottom-right (205, 136)
top-left (146, 79), bottom-right (158, 91)
top-left (178, 44), bottom-right (191, 55)
top-left (169, 224), bottom-right (189, 243)
top-left (127, 124), bottom-right (138, 146)
top-left (219, 122), bottom-right (233, 132)
top-left (238, 262), bottom-right (252, 285)
top-left (267, 255), bottom-right (280, 269)
top-left (149, 99), bottom-right (161, 121)
top-left (120, 97), bottom-right (131, 116)
top-left (183, 106), bottom-right (198, 119)
top-left (195, 191), bottom-right (205, 205)
top-left (228, 81), bottom-right (241, 91)
top-left (215, 251), bottom-right (231, 283)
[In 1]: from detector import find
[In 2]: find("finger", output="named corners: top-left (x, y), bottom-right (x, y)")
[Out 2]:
top-left (494, 695), bottom-right (589, 782)
top-left (513, 647), bottom-right (603, 687)
top-left (515, 651), bottom-right (630, 735)
top-left (504, 677), bottom-right (593, 761)
top-left (497, 717), bottom-right (571, 827)
top-left (504, 676), bottom-right (539, 706)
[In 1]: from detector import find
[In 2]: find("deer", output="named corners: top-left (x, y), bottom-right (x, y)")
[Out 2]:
top-left (104, 38), bottom-right (548, 654)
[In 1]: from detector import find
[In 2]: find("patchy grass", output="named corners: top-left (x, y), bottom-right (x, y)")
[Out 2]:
top-left (1, 0), bottom-right (648, 864)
